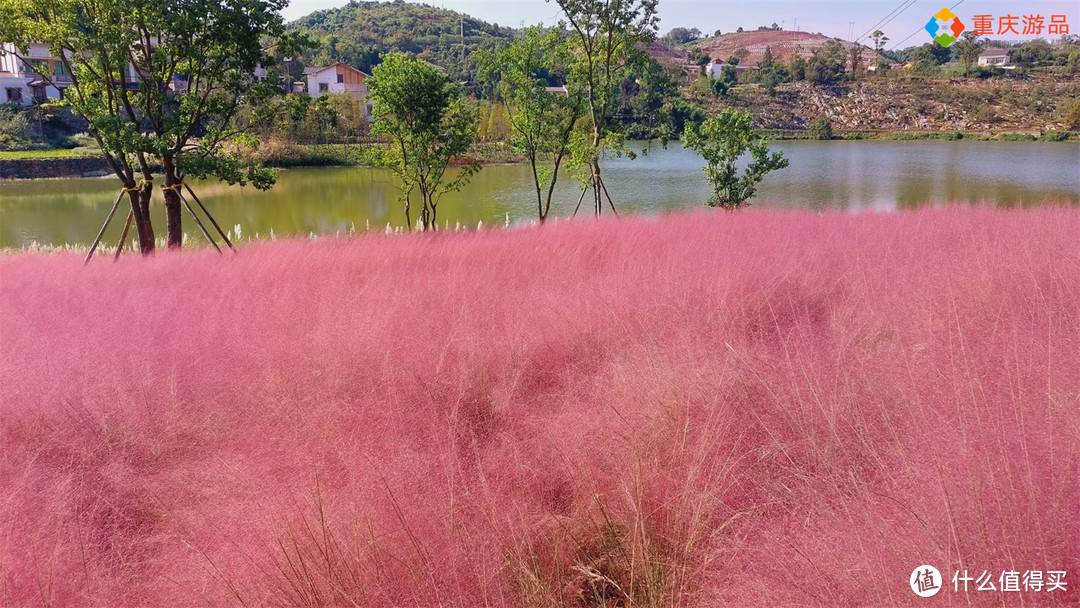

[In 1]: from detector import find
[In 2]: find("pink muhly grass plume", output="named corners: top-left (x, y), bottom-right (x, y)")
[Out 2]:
top-left (1, 206), bottom-right (1078, 606)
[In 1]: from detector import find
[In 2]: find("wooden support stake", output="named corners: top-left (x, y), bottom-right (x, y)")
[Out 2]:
top-left (599, 178), bottom-right (619, 217)
top-left (180, 194), bottom-right (222, 253)
top-left (183, 183), bottom-right (234, 250)
top-left (113, 210), bottom-right (133, 260)
top-left (84, 190), bottom-right (126, 265)
top-left (571, 186), bottom-right (588, 219)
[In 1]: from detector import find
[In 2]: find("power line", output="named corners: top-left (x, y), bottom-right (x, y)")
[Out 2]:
top-left (889, 0), bottom-right (965, 50)
top-left (855, 0), bottom-right (919, 43)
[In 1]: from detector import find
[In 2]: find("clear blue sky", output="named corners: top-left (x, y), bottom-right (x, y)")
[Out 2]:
top-left (282, 1), bottom-right (1078, 49)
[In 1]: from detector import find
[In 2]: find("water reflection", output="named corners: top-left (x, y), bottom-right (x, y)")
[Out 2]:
top-left (1, 141), bottom-right (1077, 248)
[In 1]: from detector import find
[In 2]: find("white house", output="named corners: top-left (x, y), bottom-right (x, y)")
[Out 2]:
top-left (705, 60), bottom-right (753, 79)
top-left (1, 42), bottom-right (69, 106)
top-left (3, 40), bottom-right (271, 104)
top-left (303, 63), bottom-right (370, 101)
top-left (978, 49), bottom-right (1012, 67)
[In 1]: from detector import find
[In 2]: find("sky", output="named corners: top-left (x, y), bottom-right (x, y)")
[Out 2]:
top-left (281, 0), bottom-right (1079, 49)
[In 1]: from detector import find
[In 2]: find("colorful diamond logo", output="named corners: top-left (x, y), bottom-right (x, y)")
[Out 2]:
top-left (925, 7), bottom-right (965, 47)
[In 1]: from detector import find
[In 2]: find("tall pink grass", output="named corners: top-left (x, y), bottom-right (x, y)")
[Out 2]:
top-left (1, 207), bottom-right (1078, 607)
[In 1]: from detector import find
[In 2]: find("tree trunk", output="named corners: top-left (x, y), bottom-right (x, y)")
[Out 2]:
top-left (127, 188), bottom-right (155, 254)
top-left (162, 157), bottom-right (184, 249)
top-left (591, 129), bottom-right (603, 217)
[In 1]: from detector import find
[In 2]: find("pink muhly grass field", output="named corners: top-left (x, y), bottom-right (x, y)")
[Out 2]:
top-left (1, 207), bottom-right (1078, 607)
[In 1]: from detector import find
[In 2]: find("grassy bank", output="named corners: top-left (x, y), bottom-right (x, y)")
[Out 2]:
top-left (0, 146), bottom-right (99, 160)
top-left (2, 207), bottom-right (1078, 606)
top-left (252, 141), bottom-right (523, 168)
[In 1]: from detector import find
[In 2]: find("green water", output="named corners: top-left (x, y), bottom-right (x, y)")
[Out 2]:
top-left (1, 141), bottom-right (1078, 248)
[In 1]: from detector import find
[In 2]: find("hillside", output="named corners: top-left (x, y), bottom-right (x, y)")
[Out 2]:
top-left (288, 0), bottom-right (512, 77)
top-left (708, 73), bottom-right (1080, 133)
top-left (691, 30), bottom-right (876, 66)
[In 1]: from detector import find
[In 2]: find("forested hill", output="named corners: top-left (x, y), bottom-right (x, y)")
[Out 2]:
top-left (288, 0), bottom-right (512, 78)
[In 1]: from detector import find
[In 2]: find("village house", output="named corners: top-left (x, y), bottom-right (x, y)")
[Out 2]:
top-left (3, 41), bottom-right (271, 104)
top-left (303, 63), bottom-right (370, 100)
top-left (705, 60), bottom-right (755, 79)
top-left (301, 62), bottom-right (373, 120)
top-left (0, 42), bottom-right (69, 105)
top-left (978, 48), bottom-right (1012, 67)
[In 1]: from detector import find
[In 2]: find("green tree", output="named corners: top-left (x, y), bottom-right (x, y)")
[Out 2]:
top-left (910, 42), bottom-right (950, 74)
top-left (849, 43), bottom-right (864, 78)
top-left (808, 116), bottom-right (833, 140)
top-left (2, 0), bottom-right (158, 251)
top-left (683, 109), bottom-right (788, 210)
top-left (955, 31), bottom-right (986, 77)
top-left (688, 47), bottom-right (711, 70)
top-left (788, 55), bottom-right (807, 80)
top-left (369, 53), bottom-right (480, 230)
top-left (759, 46), bottom-right (776, 69)
top-left (550, 0), bottom-right (659, 216)
top-left (1065, 98), bottom-right (1080, 131)
top-left (807, 41), bottom-right (846, 84)
top-left (870, 30), bottom-right (889, 53)
top-left (662, 27), bottom-right (700, 45)
top-left (689, 75), bottom-right (727, 98)
top-left (478, 27), bottom-right (585, 223)
top-left (870, 31), bottom-right (891, 75)
top-left (2, 0), bottom-right (297, 251)
top-left (1068, 49), bottom-right (1080, 74)
top-left (758, 65), bottom-right (789, 95)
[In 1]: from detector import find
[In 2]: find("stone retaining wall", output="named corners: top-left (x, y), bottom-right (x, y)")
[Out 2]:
top-left (0, 157), bottom-right (111, 180)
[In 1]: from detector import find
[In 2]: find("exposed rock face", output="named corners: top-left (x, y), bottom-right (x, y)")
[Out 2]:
top-left (715, 75), bottom-right (1079, 132)
top-left (695, 30), bottom-right (874, 67)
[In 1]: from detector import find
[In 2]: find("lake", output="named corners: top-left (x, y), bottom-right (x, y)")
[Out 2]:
top-left (1, 141), bottom-right (1078, 249)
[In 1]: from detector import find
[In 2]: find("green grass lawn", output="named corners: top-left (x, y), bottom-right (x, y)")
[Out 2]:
top-left (0, 147), bottom-right (99, 160)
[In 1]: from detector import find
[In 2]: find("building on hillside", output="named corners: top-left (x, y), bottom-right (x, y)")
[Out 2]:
top-left (303, 63), bottom-right (370, 100)
top-left (302, 63), bottom-right (373, 122)
top-left (705, 60), bottom-right (755, 79)
top-left (978, 49), bottom-right (1012, 67)
top-left (1, 42), bottom-right (70, 106)
top-left (544, 85), bottom-right (568, 96)
top-left (3, 40), bottom-right (270, 104)
top-left (682, 63), bottom-right (704, 82)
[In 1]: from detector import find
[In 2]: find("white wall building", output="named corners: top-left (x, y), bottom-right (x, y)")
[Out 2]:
top-left (303, 63), bottom-right (370, 101)
top-left (978, 49), bottom-right (1012, 67)
top-left (1, 42), bottom-right (69, 106)
top-left (302, 63), bottom-right (372, 121)
top-left (3, 40), bottom-right (271, 104)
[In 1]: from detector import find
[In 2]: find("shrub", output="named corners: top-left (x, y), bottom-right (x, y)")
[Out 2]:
top-left (1065, 99), bottom-right (1080, 131)
top-left (689, 75), bottom-right (727, 98)
top-left (808, 115), bottom-right (834, 140)
top-left (0, 103), bottom-right (32, 145)
top-left (997, 132), bottom-right (1037, 141)
top-left (1040, 130), bottom-right (1075, 142)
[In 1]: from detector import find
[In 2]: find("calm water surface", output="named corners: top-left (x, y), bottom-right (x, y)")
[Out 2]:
top-left (1, 141), bottom-right (1077, 248)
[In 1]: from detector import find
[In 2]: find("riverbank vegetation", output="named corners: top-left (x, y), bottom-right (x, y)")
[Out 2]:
top-left (1, 0), bottom-right (303, 252)
top-left (2, 207), bottom-right (1078, 606)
